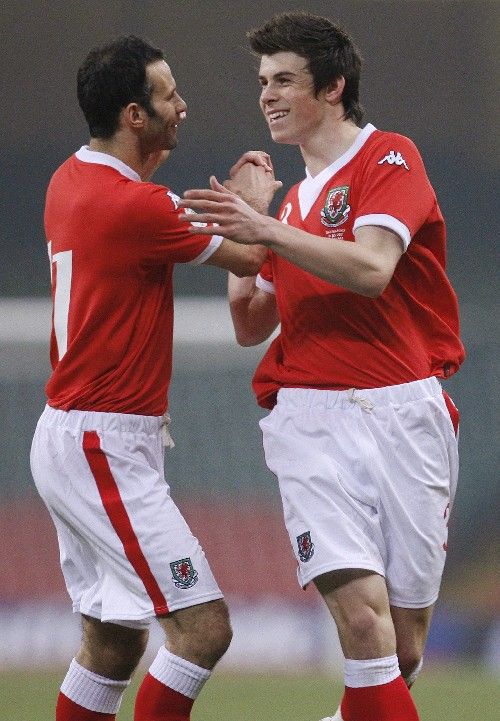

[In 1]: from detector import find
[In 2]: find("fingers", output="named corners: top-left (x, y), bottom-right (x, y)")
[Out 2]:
top-left (180, 188), bottom-right (229, 203)
top-left (230, 151), bottom-right (273, 177)
top-left (209, 175), bottom-right (228, 192)
top-left (179, 198), bottom-right (225, 212)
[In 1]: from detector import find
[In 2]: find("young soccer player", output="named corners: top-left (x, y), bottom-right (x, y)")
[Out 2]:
top-left (180, 12), bottom-right (464, 721)
top-left (30, 35), bottom-right (279, 721)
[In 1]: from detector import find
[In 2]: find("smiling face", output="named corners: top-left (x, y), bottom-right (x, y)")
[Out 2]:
top-left (142, 60), bottom-right (187, 151)
top-left (258, 51), bottom-right (330, 146)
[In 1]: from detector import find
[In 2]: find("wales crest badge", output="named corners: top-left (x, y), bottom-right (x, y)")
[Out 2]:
top-left (170, 558), bottom-right (199, 589)
top-left (297, 531), bottom-right (315, 562)
top-left (320, 186), bottom-right (350, 228)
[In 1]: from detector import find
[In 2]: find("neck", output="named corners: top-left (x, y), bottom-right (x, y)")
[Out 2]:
top-left (88, 136), bottom-right (154, 180)
top-left (300, 118), bottom-right (362, 177)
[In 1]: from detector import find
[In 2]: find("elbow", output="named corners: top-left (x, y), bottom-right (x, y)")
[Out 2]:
top-left (357, 268), bottom-right (393, 298)
top-left (232, 246), bottom-right (267, 277)
top-left (231, 262), bottom-right (261, 278)
top-left (360, 282), bottom-right (387, 298)
top-left (234, 329), bottom-right (262, 347)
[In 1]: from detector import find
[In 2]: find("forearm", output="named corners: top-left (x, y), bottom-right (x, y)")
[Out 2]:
top-left (228, 274), bottom-right (279, 346)
top-left (180, 185), bottom-right (402, 295)
top-left (263, 219), bottom-right (402, 297)
top-left (204, 240), bottom-right (267, 277)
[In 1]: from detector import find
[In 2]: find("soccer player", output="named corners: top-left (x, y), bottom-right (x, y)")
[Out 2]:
top-left (30, 35), bottom-right (280, 721)
top-left (179, 12), bottom-right (465, 721)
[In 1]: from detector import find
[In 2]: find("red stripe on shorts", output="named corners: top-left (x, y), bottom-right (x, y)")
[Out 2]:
top-left (82, 430), bottom-right (169, 615)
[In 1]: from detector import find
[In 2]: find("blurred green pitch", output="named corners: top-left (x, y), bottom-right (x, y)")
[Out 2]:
top-left (1, 666), bottom-right (498, 720)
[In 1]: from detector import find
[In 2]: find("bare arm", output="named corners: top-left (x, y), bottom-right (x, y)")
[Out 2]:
top-left (204, 239), bottom-right (267, 277)
top-left (228, 274), bottom-right (279, 346)
top-left (180, 183), bottom-right (404, 297)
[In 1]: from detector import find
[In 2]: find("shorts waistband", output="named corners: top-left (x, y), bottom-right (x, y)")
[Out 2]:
top-left (276, 377), bottom-right (442, 410)
top-left (40, 405), bottom-right (164, 435)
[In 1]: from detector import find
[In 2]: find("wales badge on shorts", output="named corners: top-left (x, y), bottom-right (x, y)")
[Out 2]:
top-left (170, 557), bottom-right (199, 589)
top-left (296, 531), bottom-right (315, 562)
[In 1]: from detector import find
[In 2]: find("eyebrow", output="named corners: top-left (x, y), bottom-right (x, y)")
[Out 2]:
top-left (258, 71), bottom-right (298, 82)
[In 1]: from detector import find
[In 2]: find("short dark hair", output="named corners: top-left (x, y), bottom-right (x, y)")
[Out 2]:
top-left (77, 35), bottom-right (165, 139)
top-left (247, 12), bottom-right (364, 125)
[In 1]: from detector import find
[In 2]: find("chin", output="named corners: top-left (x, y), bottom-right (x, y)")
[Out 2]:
top-left (270, 131), bottom-right (297, 145)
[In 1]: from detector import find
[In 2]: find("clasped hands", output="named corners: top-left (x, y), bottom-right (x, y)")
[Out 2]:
top-left (179, 151), bottom-right (282, 244)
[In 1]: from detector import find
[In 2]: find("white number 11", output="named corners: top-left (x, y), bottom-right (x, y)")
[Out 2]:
top-left (48, 242), bottom-right (72, 359)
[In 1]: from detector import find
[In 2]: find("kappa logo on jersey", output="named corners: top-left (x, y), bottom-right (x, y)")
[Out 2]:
top-left (170, 557), bottom-right (199, 589)
top-left (297, 531), bottom-right (315, 562)
top-left (181, 205), bottom-right (209, 228)
top-left (320, 186), bottom-right (351, 228)
top-left (166, 190), bottom-right (181, 208)
top-left (377, 150), bottom-right (409, 170)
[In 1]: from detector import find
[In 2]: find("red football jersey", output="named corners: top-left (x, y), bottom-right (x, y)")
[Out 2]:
top-left (45, 147), bottom-right (222, 415)
top-left (253, 125), bottom-right (465, 409)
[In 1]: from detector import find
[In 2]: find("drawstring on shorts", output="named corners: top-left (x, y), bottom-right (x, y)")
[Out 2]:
top-left (161, 412), bottom-right (175, 448)
top-left (348, 388), bottom-right (374, 413)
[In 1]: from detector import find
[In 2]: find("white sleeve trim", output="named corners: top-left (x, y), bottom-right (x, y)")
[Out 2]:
top-left (353, 214), bottom-right (411, 251)
top-left (256, 274), bottom-right (275, 294)
top-left (190, 234), bottom-right (224, 265)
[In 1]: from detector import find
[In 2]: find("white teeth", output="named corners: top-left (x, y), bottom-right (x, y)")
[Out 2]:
top-left (269, 111), bottom-right (288, 122)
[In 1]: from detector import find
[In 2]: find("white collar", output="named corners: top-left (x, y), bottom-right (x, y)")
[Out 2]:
top-left (298, 123), bottom-right (377, 219)
top-left (75, 145), bottom-right (141, 182)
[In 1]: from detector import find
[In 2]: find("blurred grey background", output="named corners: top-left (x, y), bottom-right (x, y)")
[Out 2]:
top-left (0, 0), bottom-right (499, 668)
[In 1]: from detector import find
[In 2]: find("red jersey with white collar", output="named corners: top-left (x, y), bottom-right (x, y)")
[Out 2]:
top-left (44, 147), bottom-right (222, 415)
top-left (253, 125), bottom-right (465, 409)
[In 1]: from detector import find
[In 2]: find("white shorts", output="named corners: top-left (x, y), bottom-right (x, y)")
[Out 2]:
top-left (30, 406), bottom-right (223, 627)
top-left (259, 377), bottom-right (459, 608)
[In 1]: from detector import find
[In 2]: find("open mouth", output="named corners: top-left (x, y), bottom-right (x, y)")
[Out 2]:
top-left (268, 110), bottom-right (289, 125)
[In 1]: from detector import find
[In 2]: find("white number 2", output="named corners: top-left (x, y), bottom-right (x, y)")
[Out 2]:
top-left (48, 242), bottom-right (72, 359)
top-left (280, 202), bottom-right (292, 225)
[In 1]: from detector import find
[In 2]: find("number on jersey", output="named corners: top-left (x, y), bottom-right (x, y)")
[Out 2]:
top-left (48, 242), bottom-right (72, 359)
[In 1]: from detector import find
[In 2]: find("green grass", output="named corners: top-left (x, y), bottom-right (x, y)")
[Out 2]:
top-left (1, 665), bottom-right (499, 720)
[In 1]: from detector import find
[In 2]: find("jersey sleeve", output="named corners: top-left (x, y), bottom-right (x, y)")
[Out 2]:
top-left (353, 134), bottom-right (436, 250)
top-left (256, 251), bottom-right (275, 293)
top-left (137, 184), bottom-right (222, 265)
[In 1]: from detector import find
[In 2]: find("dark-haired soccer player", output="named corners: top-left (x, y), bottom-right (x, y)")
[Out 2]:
top-left (30, 35), bottom-right (280, 721)
top-left (180, 12), bottom-right (464, 721)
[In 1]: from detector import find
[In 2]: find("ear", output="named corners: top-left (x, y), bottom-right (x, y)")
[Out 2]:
top-left (122, 102), bottom-right (147, 130)
top-left (324, 76), bottom-right (346, 105)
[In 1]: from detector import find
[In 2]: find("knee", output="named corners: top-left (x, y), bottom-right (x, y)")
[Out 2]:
top-left (209, 615), bottom-right (233, 662)
top-left (79, 617), bottom-right (148, 679)
top-left (192, 600), bottom-right (233, 665)
top-left (161, 599), bottom-right (233, 669)
top-left (346, 605), bottom-right (392, 644)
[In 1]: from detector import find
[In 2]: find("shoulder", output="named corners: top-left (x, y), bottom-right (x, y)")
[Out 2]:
top-left (118, 181), bottom-right (182, 225)
top-left (365, 129), bottom-right (424, 168)
top-left (135, 181), bottom-right (179, 208)
top-left (48, 154), bottom-right (77, 184)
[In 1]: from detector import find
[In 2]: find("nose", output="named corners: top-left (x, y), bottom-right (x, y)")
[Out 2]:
top-left (176, 93), bottom-right (188, 115)
top-left (260, 83), bottom-right (276, 106)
